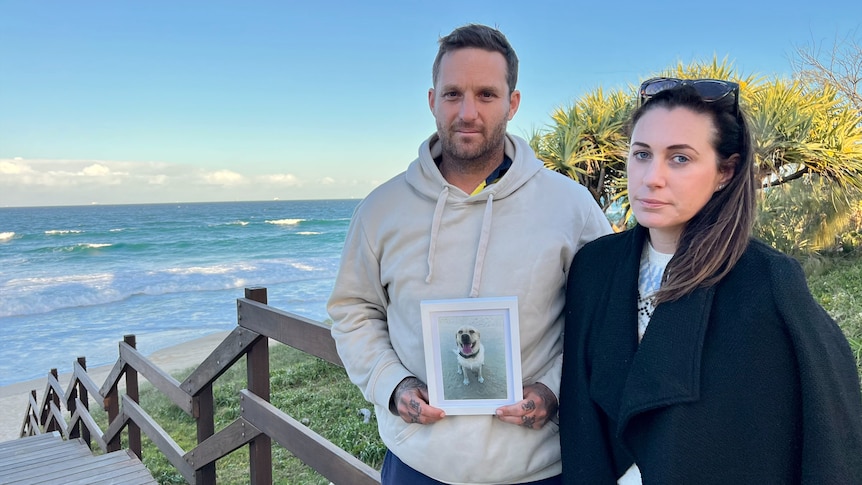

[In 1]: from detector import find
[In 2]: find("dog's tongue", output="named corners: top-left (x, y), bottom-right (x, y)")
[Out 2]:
top-left (461, 343), bottom-right (473, 354)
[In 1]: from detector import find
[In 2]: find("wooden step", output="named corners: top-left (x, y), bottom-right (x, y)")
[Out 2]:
top-left (0, 432), bottom-right (157, 485)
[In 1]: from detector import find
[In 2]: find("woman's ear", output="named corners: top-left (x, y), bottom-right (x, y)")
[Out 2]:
top-left (717, 154), bottom-right (739, 190)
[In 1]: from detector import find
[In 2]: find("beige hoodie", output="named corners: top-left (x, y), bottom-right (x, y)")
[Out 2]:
top-left (328, 133), bottom-right (611, 484)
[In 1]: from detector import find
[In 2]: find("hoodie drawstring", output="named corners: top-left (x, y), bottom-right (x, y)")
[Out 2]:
top-left (426, 188), bottom-right (494, 298)
top-left (426, 186), bottom-right (449, 283)
top-left (469, 193), bottom-right (494, 297)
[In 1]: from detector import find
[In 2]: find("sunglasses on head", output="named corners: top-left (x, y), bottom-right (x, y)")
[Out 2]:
top-left (639, 77), bottom-right (740, 115)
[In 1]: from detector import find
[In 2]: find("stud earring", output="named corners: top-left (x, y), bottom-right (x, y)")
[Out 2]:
top-left (717, 184), bottom-right (725, 190)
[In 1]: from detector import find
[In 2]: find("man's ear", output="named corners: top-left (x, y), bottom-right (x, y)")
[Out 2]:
top-left (428, 88), bottom-right (435, 112)
top-left (507, 89), bottom-right (521, 120)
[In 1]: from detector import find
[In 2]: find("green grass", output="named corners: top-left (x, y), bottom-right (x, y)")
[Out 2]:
top-left (84, 255), bottom-right (861, 484)
top-left (804, 255), bottom-right (862, 376)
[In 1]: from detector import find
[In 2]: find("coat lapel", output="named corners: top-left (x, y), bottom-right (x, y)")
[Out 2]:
top-left (587, 228), bottom-right (643, 421)
top-left (585, 225), bottom-right (715, 438)
top-left (616, 285), bottom-right (714, 435)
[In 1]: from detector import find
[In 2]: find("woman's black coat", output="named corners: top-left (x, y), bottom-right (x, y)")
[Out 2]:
top-left (559, 225), bottom-right (862, 484)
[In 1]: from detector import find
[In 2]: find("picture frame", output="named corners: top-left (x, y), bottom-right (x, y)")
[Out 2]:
top-left (420, 296), bottom-right (523, 415)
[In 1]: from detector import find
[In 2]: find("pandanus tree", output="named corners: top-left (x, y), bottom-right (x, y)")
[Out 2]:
top-left (528, 88), bottom-right (632, 230)
top-left (531, 57), bottom-right (862, 249)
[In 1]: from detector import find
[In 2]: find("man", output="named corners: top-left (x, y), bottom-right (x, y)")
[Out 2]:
top-left (328, 24), bottom-right (611, 484)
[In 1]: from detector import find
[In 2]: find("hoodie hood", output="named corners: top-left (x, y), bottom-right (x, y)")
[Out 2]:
top-left (405, 133), bottom-right (544, 296)
top-left (405, 132), bottom-right (544, 201)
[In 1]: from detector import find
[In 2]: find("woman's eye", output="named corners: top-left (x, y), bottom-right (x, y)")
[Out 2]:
top-left (672, 155), bottom-right (690, 164)
top-left (632, 151), bottom-right (650, 160)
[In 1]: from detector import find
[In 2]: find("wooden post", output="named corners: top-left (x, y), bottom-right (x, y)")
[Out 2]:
top-left (68, 357), bottom-right (84, 441)
top-left (78, 357), bottom-right (91, 446)
top-left (194, 384), bottom-right (216, 483)
top-left (245, 287), bottom-right (272, 485)
top-left (45, 368), bottom-right (59, 433)
top-left (22, 390), bottom-right (37, 436)
top-left (105, 341), bottom-right (121, 452)
top-left (124, 335), bottom-right (142, 459)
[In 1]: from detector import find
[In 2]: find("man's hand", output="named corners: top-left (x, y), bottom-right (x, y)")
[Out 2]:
top-left (390, 377), bottom-right (446, 425)
top-left (495, 383), bottom-right (558, 429)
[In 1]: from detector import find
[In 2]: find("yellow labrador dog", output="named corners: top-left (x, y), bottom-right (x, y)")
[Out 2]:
top-left (455, 326), bottom-right (485, 385)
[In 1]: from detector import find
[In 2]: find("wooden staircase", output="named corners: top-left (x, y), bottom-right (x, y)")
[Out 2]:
top-left (0, 431), bottom-right (157, 485)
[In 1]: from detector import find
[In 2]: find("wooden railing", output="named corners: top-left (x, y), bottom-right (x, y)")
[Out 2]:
top-left (17, 287), bottom-right (381, 485)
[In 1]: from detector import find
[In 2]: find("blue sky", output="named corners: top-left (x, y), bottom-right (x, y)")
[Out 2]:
top-left (1, 0), bottom-right (859, 207)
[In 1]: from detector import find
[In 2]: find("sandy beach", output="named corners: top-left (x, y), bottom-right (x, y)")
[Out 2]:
top-left (0, 330), bottom-right (232, 443)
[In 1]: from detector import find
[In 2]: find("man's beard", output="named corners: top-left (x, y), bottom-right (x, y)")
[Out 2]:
top-left (438, 119), bottom-right (508, 167)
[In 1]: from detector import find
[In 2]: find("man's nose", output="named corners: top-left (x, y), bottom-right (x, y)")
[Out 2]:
top-left (459, 97), bottom-right (478, 121)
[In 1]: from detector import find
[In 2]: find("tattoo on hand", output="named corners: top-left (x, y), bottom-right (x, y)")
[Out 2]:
top-left (408, 399), bottom-right (421, 423)
top-left (394, 378), bottom-right (427, 423)
top-left (521, 415), bottom-right (536, 428)
top-left (396, 377), bottom-right (424, 397)
top-left (533, 385), bottom-right (559, 416)
top-left (522, 400), bottom-right (536, 412)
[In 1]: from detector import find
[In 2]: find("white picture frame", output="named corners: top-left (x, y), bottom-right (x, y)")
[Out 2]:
top-left (420, 296), bottom-right (523, 415)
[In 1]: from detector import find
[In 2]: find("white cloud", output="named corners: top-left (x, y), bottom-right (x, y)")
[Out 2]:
top-left (147, 174), bottom-right (168, 185)
top-left (81, 164), bottom-right (112, 177)
top-left (0, 160), bottom-right (34, 175)
top-left (201, 169), bottom-right (246, 186)
top-left (261, 173), bottom-right (300, 186)
top-left (0, 158), bottom-right (377, 207)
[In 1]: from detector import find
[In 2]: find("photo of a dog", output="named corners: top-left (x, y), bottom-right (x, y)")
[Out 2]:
top-left (455, 326), bottom-right (485, 385)
top-left (434, 316), bottom-right (508, 401)
top-left (420, 297), bottom-right (523, 412)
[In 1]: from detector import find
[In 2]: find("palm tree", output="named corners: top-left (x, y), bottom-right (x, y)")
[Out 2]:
top-left (532, 57), bottom-right (862, 244)
top-left (748, 79), bottom-right (862, 189)
top-left (529, 87), bottom-right (632, 229)
top-left (755, 175), bottom-right (862, 254)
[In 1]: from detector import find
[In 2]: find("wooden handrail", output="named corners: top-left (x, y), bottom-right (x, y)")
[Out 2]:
top-left (66, 361), bottom-right (102, 401)
top-left (15, 286), bottom-right (382, 484)
top-left (122, 395), bottom-right (196, 483)
top-left (181, 327), bottom-right (260, 396)
top-left (118, 341), bottom-right (192, 414)
top-left (184, 417), bottom-right (261, 471)
top-left (240, 390), bottom-right (380, 485)
top-left (237, 297), bottom-right (343, 366)
top-left (69, 397), bottom-right (107, 451)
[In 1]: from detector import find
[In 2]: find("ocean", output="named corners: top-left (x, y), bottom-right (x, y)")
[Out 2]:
top-left (0, 199), bottom-right (359, 387)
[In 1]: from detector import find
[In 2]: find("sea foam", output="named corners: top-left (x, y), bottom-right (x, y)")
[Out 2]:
top-left (265, 218), bottom-right (304, 225)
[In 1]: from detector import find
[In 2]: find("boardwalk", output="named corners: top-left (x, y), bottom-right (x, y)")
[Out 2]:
top-left (0, 432), bottom-right (156, 485)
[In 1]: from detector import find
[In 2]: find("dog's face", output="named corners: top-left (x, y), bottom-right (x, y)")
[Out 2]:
top-left (456, 326), bottom-right (481, 356)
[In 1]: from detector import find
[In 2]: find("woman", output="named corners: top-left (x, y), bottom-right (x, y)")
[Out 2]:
top-left (559, 78), bottom-right (862, 484)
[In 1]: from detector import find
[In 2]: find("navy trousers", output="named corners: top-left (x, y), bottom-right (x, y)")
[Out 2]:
top-left (381, 450), bottom-right (563, 485)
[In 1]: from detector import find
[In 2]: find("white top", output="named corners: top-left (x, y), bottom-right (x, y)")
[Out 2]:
top-left (636, 242), bottom-right (673, 341)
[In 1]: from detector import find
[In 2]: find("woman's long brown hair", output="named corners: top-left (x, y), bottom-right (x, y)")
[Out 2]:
top-left (628, 85), bottom-right (757, 304)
